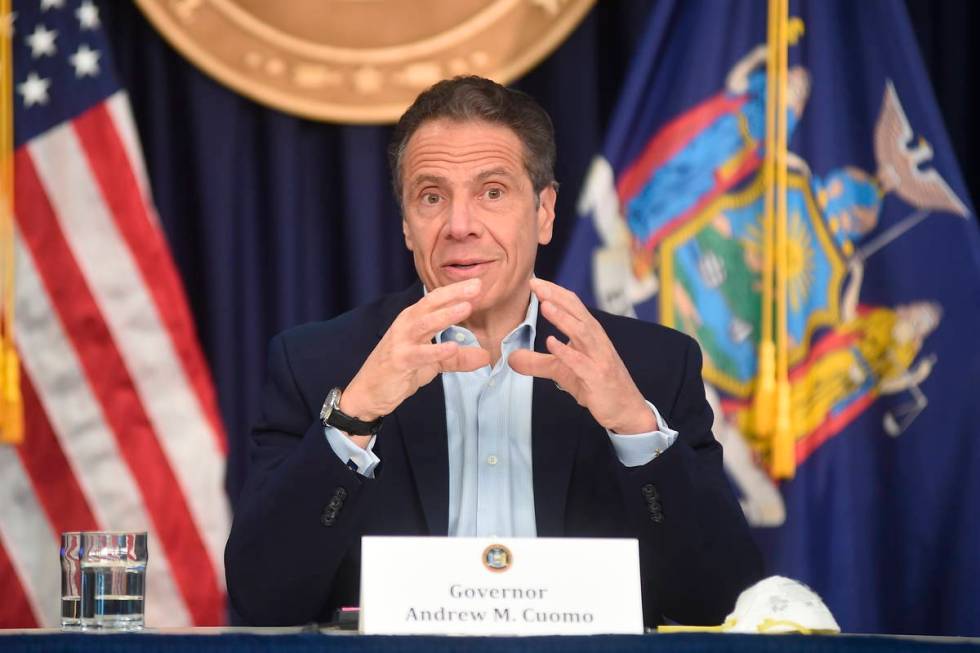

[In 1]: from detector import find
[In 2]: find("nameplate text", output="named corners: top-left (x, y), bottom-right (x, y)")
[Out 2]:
top-left (359, 536), bottom-right (643, 635)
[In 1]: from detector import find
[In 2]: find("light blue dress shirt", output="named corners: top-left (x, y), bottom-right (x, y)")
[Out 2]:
top-left (324, 292), bottom-right (677, 537)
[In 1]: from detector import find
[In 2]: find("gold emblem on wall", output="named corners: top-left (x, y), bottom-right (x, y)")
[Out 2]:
top-left (135, 0), bottom-right (595, 124)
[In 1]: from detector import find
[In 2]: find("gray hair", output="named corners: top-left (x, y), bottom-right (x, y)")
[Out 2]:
top-left (388, 76), bottom-right (557, 206)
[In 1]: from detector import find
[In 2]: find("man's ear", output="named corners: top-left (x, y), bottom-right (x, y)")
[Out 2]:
top-left (402, 218), bottom-right (414, 252)
top-left (536, 183), bottom-right (557, 245)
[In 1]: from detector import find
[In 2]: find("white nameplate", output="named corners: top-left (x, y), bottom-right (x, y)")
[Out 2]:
top-left (359, 536), bottom-right (643, 635)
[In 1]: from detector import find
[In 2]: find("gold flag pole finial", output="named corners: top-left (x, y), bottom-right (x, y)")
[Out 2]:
top-left (0, 0), bottom-right (23, 447)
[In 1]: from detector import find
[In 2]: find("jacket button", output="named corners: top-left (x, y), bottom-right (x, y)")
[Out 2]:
top-left (321, 503), bottom-right (339, 526)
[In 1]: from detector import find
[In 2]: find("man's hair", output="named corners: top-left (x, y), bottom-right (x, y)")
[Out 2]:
top-left (388, 76), bottom-right (557, 205)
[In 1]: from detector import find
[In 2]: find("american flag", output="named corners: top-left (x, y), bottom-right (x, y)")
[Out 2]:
top-left (0, 0), bottom-right (228, 627)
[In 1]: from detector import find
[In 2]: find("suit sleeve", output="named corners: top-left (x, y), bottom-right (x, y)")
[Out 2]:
top-left (224, 334), bottom-right (368, 625)
top-left (618, 336), bottom-right (764, 626)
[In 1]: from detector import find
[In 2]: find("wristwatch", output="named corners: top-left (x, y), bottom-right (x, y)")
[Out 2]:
top-left (320, 387), bottom-right (384, 435)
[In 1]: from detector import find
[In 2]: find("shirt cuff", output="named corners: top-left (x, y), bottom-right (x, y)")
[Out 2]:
top-left (324, 426), bottom-right (380, 478)
top-left (606, 401), bottom-right (678, 468)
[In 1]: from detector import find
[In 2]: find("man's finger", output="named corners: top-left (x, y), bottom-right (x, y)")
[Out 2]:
top-left (508, 349), bottom-right (561, 381)
top-left (510, 349), bottom-right (582, 399)
top-left (401, 342), bottom-right (460, 367)
top-left (545, 335), bottom-right (594, 380)
top-left (439, 346), bottom-right (491, 373)
top-left (409, 301), bottom-right (472, 342)
top-left (530, 278), bottom-right (593, 323)
top-left (539, 300), bottom-right (599, 351)
top-left (412, 278), bottom-right (482, 314)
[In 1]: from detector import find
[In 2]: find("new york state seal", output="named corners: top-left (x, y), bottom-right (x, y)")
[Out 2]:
top-left (136, 0), bottom-right (595, 123)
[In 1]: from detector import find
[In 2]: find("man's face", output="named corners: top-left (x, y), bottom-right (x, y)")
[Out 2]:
top-left (400, 119), bottom-right (556, 316)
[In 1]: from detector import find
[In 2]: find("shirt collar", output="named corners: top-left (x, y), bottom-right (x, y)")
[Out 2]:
top-left (429, 286), bottom-right (538, 352)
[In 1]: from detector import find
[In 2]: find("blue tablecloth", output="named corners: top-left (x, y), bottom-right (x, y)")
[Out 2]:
top-left (3, 632), bottom-right (980, 653)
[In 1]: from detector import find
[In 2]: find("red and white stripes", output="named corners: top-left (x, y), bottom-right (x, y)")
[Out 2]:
top-left (0, 92), bottom-right (228, 628)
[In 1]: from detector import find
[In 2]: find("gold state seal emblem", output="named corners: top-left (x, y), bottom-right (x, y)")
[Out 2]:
top-left (135, 0), bottom-right (595, 123)
top-left (482, 544), bottom-right (512, 572)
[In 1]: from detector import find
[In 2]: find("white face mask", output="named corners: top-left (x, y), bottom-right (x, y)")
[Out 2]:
top-left (658, 576), bottom-right (841, 634)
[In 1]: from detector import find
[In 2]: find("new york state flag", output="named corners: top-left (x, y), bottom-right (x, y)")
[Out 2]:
top-left (559, 0), bottom-right (980, 636)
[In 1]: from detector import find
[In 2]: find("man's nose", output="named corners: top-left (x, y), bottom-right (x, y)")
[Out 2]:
top-left (446, 199), bottom-right (481, 239)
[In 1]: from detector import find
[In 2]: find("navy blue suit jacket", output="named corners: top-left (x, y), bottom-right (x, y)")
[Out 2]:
top-left (225, 283), bottom-right (763, 627)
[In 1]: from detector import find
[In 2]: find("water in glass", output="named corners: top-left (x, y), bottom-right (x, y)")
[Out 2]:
top-left (60, 532), bottom-right (82, 629)
top-left (80, 532), bottom-right (148, 631)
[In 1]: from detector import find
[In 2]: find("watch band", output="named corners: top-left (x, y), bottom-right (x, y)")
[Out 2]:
top-left (320, 387), bottom-right (383, 436)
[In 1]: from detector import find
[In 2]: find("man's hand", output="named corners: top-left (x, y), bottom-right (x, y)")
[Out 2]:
top-left (509, 278), bottom-right (657, 435)
top-left (339, 279), bottom-right (491, 442)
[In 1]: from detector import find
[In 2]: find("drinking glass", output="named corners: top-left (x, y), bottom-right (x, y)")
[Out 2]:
top-left (60, 532), bottom-right (82, 629)
top-left (80, 531), bottom-right (148, 631)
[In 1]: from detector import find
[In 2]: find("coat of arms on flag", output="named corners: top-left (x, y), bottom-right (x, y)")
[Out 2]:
top-left (585, 40), bottom-right (968, 525)
top-left (561, 0), bottom-right (980, 635)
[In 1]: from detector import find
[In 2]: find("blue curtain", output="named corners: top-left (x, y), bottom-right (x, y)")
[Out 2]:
top-left (101, 1), bottom-right (977, 511)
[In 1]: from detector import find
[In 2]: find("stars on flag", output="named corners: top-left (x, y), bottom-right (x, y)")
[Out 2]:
top-left (25, 23), bottom-right (56, 58)
top-left (15, 0), bottom-right (109, 110)
top-left (76, 0), bottom-right (99, 30)
top-left (69, 43), bottom-right (100, 77)
top-left (18, 71), bottom-right (51, 107)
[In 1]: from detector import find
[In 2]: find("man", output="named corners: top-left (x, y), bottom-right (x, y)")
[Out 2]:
top-left (225, 76), bottom-right (763, 627)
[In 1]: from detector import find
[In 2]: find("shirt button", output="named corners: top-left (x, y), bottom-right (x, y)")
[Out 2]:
top-left (454, 332), bottom-right (466, 343)
top-left (487, 455), bottom-right (498, 466)
top-left (488, 379), bottom-right (496, 387)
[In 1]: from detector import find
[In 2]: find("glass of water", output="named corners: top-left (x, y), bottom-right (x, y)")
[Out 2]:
top-left (80, 531), bottom-right (148, 631)
top-left (60, 532), bottom-right (82, 629)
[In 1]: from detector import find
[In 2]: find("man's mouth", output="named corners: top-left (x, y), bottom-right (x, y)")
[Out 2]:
top-left (443, 259), bottom-right (493, 277)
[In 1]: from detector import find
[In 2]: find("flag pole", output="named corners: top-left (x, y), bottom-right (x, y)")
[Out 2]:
top-left (0, 0), bottom-right (23, 447)
top-left (771, 0), bottom-right (795, 478)
top-left (753, 0), bottom-right (780, 441)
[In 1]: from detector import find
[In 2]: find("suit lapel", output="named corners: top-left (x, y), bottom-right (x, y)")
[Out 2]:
top-left (376, 282), bottom-right (423, 338)
top-left (394, 376), bottom-right (450, 535)
top-left (531, 314), bottom-right (582, 537)
top-left (383, 282), bottom-right (450, 535)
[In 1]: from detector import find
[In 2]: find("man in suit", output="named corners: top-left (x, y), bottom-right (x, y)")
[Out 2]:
top-left (225, 76), bottom-right (763, 627)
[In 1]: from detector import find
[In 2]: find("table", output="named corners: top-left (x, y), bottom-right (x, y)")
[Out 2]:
top-left (3, 630), bottom-right (980, 653)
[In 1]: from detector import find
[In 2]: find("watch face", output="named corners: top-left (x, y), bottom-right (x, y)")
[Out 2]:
top-left (321, 387), bottom-right (342, 423)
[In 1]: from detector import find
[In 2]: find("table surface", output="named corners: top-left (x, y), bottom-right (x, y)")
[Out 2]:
top-left (2, 629), bottom-right (980, 653)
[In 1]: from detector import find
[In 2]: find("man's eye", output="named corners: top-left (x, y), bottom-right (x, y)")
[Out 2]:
top-left (422, 193), bottom-right (441, 205)
top-left (485, 188), bottom-right (503, 200)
